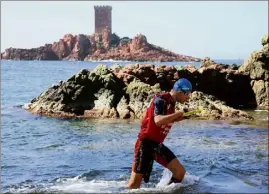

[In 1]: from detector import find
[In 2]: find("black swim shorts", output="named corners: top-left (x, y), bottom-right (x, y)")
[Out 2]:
top-left (132, 138), bottom-right (176, 183)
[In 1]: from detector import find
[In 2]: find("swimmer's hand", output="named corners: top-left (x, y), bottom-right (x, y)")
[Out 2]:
top-left (183, 108), bottom-right (201, 117)
top-left (174, 108), bottom-right (200, 122)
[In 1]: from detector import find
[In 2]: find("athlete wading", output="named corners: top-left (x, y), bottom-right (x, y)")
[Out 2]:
top-left (125, 78), bottom-right (193, 189)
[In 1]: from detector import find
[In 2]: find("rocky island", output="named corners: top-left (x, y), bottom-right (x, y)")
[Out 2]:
top-left (23, 34), bottom-right (268, 123)
top-left (1, 32), bottom-right (200, 62)
top-left (1, 5), bottom-right (200, 62)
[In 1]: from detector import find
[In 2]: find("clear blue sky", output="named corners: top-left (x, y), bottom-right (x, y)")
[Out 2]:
top-left (1, 1), bottom-right (268, 59)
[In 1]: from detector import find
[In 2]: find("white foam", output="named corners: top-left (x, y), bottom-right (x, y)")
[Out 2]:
top-left (123, 169), bottom-right (199, 193)
top-left (48, 176), bottom-right (126, 193)
top-left (8, 170), bottom-right (200, 194)
top-left (48, 169), bottom-right (199, 193)
top-left (128, 170), bottom-right (180, 193)
top-left (8, 187), bottom-right (39, 194)
top-left (157, 168), bottom-right (200, 188)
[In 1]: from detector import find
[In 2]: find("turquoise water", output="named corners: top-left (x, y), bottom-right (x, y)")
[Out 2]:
top-left (1, 60), bottom-right (268, 193)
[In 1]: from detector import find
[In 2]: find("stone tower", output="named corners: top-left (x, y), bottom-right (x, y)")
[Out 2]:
top-left (94, 5), bottom-right (112, 34)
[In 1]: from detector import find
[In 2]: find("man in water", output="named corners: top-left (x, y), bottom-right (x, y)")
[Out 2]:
top-left (126, 78), bottom-right (193, 189)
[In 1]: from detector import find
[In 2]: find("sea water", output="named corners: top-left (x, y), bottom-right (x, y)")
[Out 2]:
top-left (1, 60), bottom-right (268, 193)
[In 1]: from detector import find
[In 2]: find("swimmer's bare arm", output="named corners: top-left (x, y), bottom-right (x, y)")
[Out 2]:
top-left (154, 111), bottom-right (184, 126)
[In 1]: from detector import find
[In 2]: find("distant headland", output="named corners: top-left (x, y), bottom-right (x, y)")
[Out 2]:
top-left (1, 5), bottom-right (201, 62)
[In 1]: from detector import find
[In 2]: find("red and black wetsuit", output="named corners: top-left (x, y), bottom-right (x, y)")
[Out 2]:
top-left (132, 92), bottom-right (177, 183)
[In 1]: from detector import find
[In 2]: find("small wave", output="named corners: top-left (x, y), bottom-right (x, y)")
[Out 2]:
top-left (49, 176), bottom-right (126, 193)
top-left (126, 169), bottom-right (200, 193)
top-left (5, 180), bottom-right (48, 194)
top-left (101, 59), bottom-right (130, 62)
top-left (35, 144), bottom-right (64, 151)
top-left (78, 170), bottom-right (106, 180)
top-left (221, 165), bottom-right (258, 177)
top-left (1, 165), bottom-right (18, 169)
top-left (7, 169), bottom-right (199, 194)
top-left (157, 168), bottom-right (199, 187)
top-left (13, 104), bottom-right (24, 108)
top-left (254, 110), bottom-right (269, 112)
top-left (223, 141), bottom-right (237, 146)
top-left (90, 59), bottom-right (131, 63)
top-left (56, 165), bottom-right (73, 169)
top-left (48, 171), bottom-right (199, 193)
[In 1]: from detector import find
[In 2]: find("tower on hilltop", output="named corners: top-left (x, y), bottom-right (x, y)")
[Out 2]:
top-left (94, 5), bottom-right (112, 34)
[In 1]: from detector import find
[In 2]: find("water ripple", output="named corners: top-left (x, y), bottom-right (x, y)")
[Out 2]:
top-left (2, 61), bottom-right (268, 194)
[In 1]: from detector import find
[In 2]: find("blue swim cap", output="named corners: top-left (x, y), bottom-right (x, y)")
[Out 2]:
top-left (173, 78), bottom-right (192, 93)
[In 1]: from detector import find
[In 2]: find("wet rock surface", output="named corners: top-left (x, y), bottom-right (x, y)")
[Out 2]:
top-left (23, 63), bottom-right (257, 121)
top-left (21, 33), bottom-right (269, 120)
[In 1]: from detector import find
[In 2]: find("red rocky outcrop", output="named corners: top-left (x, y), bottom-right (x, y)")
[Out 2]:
top-left (1, 30), bottom-right (201, 62)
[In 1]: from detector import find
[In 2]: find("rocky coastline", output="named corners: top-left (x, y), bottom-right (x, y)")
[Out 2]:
top-left (22, 34), bottom-right (268, 122)
top-left (14, 33), bottom-right (267, 123)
